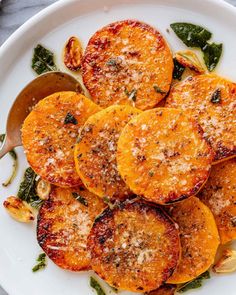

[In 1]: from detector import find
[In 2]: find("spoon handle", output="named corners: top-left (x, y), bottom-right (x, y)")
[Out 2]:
top-left (0, 137), bottom-right (14, 159)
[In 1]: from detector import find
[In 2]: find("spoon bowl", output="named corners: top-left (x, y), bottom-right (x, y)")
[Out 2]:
top-left (0, 71), bottom-right (83, 159)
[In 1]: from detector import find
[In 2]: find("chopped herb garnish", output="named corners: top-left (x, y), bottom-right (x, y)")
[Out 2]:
top-left (103, 196), bottom-right (116, 210)
top-left (231, 216), bottom-right (236, 227)
top-left (170, 23), bottom-right (212, 48)
top-left (17, 167), bottom-right (43, 209)
top-left (72, 192), bottom-right (88, 207)
top-left (202, 42), bottom-right (223, 72)
top-left (148, 171), bottom-right (154, 177)
top-left (64, 112), bottom-right (78, 125)
top-left (32, 253), bottom-right (47, 272)
top-left (106, 58), bottom-right (118, 67)
top-left (124, 88), bottom-right (137, 102)
top-left (210, 89), bottom-right (221, 104)
top-left (0, 134), bottom-right (18, 187)
top-left (90, 277), bottom-right (106, 295)
top-left (32, 44), bottom-right (57, 75)
top-left (177, 271), bottom-right (210, 293)
top-left (153, 85), bottom-right (166, 95)
top-left (173, 58), bottom-right (185, 80)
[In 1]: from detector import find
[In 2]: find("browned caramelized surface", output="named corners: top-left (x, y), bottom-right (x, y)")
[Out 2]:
top-left (87, 201), bottom-right (180, 292)
top-left (74, 105), bottom-right (141, 200)
top-left (199, 158), bottom-right (236, 244)
top-left (82, 20), bottom-right (173, 110)
top-left (22, 91), bottom-right (101, 187)
top-left (37, 186), bottom-right (106, 271)
top-left (117, 108), bottom-right (214, 204)
top-left (167, 197), bottom-right (220, 284)
top-left (147, 284), bottom-right (176, 295)
top-left (166, 74), bottom-right (236, 162)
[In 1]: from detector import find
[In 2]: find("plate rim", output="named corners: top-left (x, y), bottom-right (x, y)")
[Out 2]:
top-left (0, 0), bottom-right (236, 294)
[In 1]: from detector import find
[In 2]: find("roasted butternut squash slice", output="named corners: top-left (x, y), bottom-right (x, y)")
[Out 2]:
top-left (117, 108), bottom-right (214, 204)
top-left (74, 105), bottom-right (141, 200)
top-left (87, 200), bottom-right (180, 292)
top-left (199, 158), bottom-right (236, 244)
top-left (167, 196), bottom-right (220, 284)
top-left (166, 74), bottom-right (236, 163)
top-left (37, 186), bottom-right (106, 271)
top-left (22, 91), bottom-right (101, 187)
top-left (82, 20), bottom-right (173, 110)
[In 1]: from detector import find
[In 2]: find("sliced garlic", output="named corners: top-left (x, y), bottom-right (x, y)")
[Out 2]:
top-left (213, 249), bottom-right (236, 273)
top-left (3, 196), bottom-right (34, 223)
top-left (175, 50), bottom-right (206, 74)
top-left (36, 179), bottom-right (51, 200)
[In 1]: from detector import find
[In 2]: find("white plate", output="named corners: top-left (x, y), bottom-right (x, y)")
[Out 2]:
top-left (0, 0), bottom-right (235, 294)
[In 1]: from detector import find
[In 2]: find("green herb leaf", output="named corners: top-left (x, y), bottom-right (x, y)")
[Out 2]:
top-left (202, 42), bottom-right (223, 72)
top-left (17, 167), bottom-right (43, 209)
top-left (103, 196), bottom-right (116, 210)
top-left (90, 277), bottom-right (106, 295)
top-left (106, 58), bottom-right (118, 67)
top-left (170, 23), bottom-right (212, 48)
top-left (177, 271), bottom-right (210, 293)
top-left (210, 89), bottom-right (221, 104)
top-left (32, 44), bottom-right (57, 75)
top-left (0, 134), bottom-right (18, 187)
top-left (64, 112), bottom-right (78, 125)
top-left (173, 58), bottom-right (185, 80)
top-left (124, 88), bottom-right (137, 102)
top-left (72, 192), bottom-right (88, 207)
top-left (148, 171), bottom-right (154, 177)
top-left (153, 85), bottom-right (166, 95)
top-left (32, 253), bottom-right (47, 272)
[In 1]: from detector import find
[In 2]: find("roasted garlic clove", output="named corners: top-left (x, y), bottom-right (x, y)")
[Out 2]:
top-left (64, 36), bottom-right (83, 71)
top-left (3, 196), bottom-right (34, 223)
top-left (175, 50), bottom-right (206, 74)
top-left (36, 179), bottom-right (51, 200)
top-left (213, 249), bottom-right (236, 273)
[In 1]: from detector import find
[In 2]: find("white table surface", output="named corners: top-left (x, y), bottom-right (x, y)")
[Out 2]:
top-left (0, 0), bottom-right (235, 294)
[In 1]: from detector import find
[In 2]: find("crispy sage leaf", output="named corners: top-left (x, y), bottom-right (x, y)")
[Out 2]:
top-left (64, 112), bottom-right (78, 125)
top-left (177, 271), bottom-right (210, 293)
top-left (90, 277), bottom-right (106, 295)
top-left (32, 44), bottom-right (57, 75)
top-left (173, 58), bottom-right (185, 80)
top-left (170, 23), bottom-right (212, 48)
top-left (72, 192), bottom-right (88, 207)
top-left (17, 167), bottom-right (43, 209)
top-left (0, 134), bottom-right (18, 187)
top-left (32, 253), bottom-right (47, 272)
top-left (210, 89), bottom-right (221, 104)
top-left (124, 88), bottom-right (137, 102)
top-left (202, 42), bottom-right (223, 71)
top-left (153, 85), bottom-right (166, 94)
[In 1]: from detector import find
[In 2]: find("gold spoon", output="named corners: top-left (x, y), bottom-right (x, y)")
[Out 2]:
top-left (0, 71), bottom-right (83, 159)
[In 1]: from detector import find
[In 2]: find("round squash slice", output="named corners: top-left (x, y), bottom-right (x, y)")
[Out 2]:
top-left (199, 158), bottom-right (236, 244)
top-left (37, 186), bottom-right (106, 271)
top-left (166, 74), bottom-right (236, 163)
top-left (82, 20), bottom-right (173, 110)
top-left (167, 196), bottom-right (220, 284)
top-left (74, 105), bottom-right (141, 200)
top-left (117, 108), bottom-right (214, 204)
top-left (87, 200), bottom-right (180, 292)
top-left (21, 91), bottom-right (101, 187)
